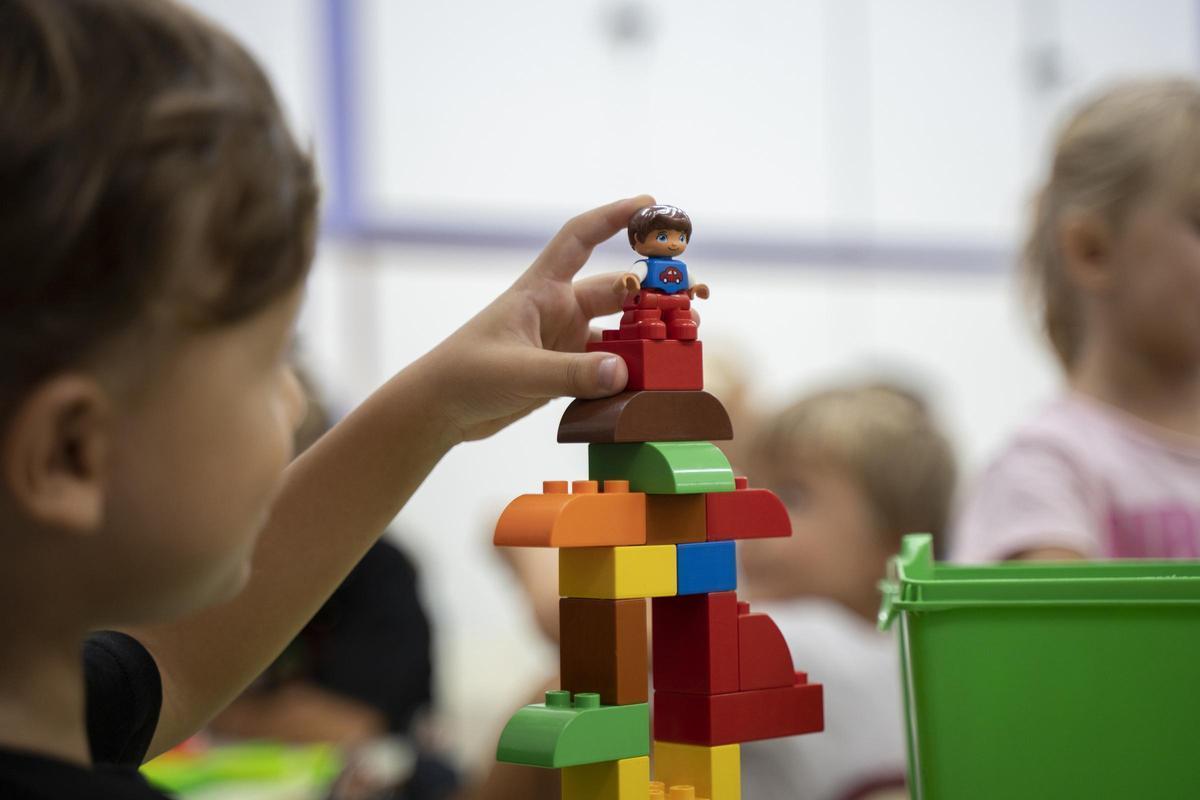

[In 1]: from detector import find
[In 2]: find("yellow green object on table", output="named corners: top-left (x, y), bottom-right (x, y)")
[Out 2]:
top-left (141, 741), bottom-right (342, 796)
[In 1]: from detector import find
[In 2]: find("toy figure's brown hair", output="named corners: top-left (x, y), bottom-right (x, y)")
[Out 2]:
top-left (627, 205), bottom-right (692, 247)
top-left (0, 0), bottom-right (318, 421)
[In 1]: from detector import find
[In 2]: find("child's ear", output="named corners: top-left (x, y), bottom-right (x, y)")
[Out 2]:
top-left (1, 375), bottom-right (110, 534)
top-left (1059, 210), bottom-right (1115, 292)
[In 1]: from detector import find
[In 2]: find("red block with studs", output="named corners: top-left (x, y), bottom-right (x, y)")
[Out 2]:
top-left (588, 338), bottom-right (703, 391)
top-left (653, 676), bottom-right (824, 746)
top-left (705, 477), bottom-right (791, 541)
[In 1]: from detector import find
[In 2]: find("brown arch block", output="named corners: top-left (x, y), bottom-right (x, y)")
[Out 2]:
top-left (494, 480), bottom-right (646, 548)
top-left (557, 391), bottom-right (733, 444)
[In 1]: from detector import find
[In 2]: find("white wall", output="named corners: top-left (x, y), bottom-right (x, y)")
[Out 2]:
top-left (180, 0), bottom-right (1200, 243)
top-left (353, 0), bottom-right (1199, 242)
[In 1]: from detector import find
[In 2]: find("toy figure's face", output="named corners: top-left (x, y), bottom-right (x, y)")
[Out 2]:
top-left (634, 227), bottom-right (689, 258)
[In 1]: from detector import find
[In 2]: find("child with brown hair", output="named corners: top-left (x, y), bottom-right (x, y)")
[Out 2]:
top-left (0, 1), bottom-right (648, 796)
top-left (738, 383), bottom-right (956, 800)
top-left (954, 79), bottom-right (1200, 563)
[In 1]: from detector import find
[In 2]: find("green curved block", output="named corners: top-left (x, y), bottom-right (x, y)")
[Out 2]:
top-left (588, 442), bottom-right (735, 494)
top-left (496, 691), bottom-right (649, 768)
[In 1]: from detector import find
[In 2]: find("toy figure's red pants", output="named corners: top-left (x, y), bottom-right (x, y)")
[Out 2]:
top-left (619, 290), bottom-right (697, 341)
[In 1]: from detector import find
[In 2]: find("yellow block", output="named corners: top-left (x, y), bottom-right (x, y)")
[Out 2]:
top-left (664, 788), bottom-right (707, 800)
top-left (653, 741), bottom-right (740, 800)
top-left (559, 545), bottom-right (676, 599)
top-left (562, 755), bottom-right (651, 800)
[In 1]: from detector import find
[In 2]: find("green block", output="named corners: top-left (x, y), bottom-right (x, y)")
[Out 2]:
top-left (496, 691), bottom-right (649, 768)
top-left (588, 442), bottom-right (735, 494)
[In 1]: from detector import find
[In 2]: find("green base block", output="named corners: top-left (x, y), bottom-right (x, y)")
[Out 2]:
top-left (496, 691), bottom-right (649, 768)
top-left (588, 442), bottom-right (735, 494)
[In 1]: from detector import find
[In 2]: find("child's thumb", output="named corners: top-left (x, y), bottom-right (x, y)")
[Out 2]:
top-left (523, 349), bottom-right (628, 400)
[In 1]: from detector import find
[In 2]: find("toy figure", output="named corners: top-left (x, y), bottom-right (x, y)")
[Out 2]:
top-left (615, 205), bottom-right (709, 341)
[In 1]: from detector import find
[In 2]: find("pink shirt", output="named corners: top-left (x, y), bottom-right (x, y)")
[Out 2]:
top-left (953, 392), bottom-right (1200, 563)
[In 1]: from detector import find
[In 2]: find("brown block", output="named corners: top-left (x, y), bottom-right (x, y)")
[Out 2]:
top-left (560, 598), bottom-right (648, 705)
top-left (646, 494), bottom-right (707, 544)
top-left (557, 391), bottom-right (733, 443)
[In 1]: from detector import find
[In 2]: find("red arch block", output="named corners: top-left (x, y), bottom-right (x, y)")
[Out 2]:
top-left (737, 602), bottom-right (796, 691)
top-left (705, 478), bottom-right (791, 541)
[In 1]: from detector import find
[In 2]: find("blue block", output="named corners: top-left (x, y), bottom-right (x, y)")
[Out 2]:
top-left (676, 541), bottom-right (737, 595)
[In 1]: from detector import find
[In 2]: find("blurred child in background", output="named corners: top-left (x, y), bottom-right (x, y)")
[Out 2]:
top-left (738, 383), bottom-right (956, 800)
top-left (955, 79), bottom-right (1200, 563)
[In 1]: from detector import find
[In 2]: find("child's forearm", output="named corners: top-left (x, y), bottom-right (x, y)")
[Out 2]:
top-left (125, 194), bottom-right (650, 759)
top-left (128, 353), bottom-right (457, 759)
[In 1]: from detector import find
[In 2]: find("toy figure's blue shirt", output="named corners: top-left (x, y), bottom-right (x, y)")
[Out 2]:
top-left (636, 257), bottom-right (689, 294)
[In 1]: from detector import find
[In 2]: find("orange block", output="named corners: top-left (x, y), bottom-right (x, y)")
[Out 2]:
top-left (494, 479), bottom-right (646, 547)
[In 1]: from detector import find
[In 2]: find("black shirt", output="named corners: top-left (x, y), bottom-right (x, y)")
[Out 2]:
top-left (271, 540), bottom-right (432, 733)
top-left (0, 543), bottom-right (442, 799)
top-left (0, 631), bottom-right (169, 799)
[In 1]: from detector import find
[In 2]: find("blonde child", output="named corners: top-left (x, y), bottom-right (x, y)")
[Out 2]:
top-left (955, 79), bottom-right (1200, 562)
top-left (738, 384), bottom-right (956, 800)
top-left (0, 2), bottom-right (648, 796)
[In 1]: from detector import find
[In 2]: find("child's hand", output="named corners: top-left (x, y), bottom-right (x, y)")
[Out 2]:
top-left (422, 195), bottom-right (654, 444)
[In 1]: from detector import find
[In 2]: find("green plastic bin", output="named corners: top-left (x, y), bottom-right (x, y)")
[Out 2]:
top-left (878, 534), bottom-right (1200, 799)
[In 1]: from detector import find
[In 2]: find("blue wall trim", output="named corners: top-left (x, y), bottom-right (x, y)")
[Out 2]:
top-left (322, 0), bottom-right (357, 231)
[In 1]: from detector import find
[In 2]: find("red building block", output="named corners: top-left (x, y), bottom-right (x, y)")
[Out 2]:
top-left (653, 677), bottom-right (824, 746)
top-left (650, 591), bottom-right (738, 695)
top-left (737, 602), bottom-right (795, 691)
top-left (587, 339), bottom-right (703, 391)
top-left (705, 477), bottom-right (791, 541)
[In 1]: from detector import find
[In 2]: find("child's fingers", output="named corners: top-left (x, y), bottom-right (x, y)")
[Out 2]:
top-left (529, 195), bottom-right (655, 283)
top-left (517, 348), bottom-right (629, 401)
top-left (574, 272), bottom-right (628, 320)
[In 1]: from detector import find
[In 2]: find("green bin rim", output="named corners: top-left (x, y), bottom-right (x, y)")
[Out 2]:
top-left (877, 533), bottom-right (1200, 630)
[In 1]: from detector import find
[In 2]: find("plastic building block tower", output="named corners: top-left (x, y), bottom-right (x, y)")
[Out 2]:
top-left (493, 277), bottom-right (824, 799)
